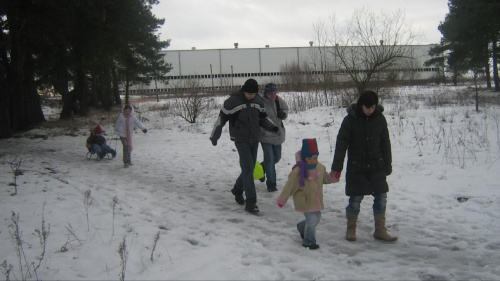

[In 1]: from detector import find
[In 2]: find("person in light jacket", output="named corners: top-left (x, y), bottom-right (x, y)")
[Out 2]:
top-left (114, 104), bottom-right (147, 168)
top-left (259, 83), bottom-right (289, 192)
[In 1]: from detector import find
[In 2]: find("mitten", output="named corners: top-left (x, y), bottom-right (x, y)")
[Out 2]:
top-left (276, 196), bottom-right (286, 208)
top-left (210, 137), bottom-right (217, 146)
top-left (277, 110), bottom-right (286, 119)
top-left (271, 126), bottom-right (279, 133)
top-left (330, 171), bottom-right (341, 182)
top-left (143, 129), bottom-right (148, 134)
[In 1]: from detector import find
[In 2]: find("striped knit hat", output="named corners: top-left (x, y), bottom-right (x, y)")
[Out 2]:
top-left (300, 138), bottom-right (319, 159)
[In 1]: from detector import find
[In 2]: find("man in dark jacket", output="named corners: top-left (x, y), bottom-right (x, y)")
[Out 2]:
top-left (210, 78), bottom-right (279, 213)
top-left (330, 90), bottom-right (397, 242)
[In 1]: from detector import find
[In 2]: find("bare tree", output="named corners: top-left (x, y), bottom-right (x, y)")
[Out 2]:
top-left (327, 7), bottom-right (422, 93)
top-left (310, 19), bottom-right (337, 106)
top-left (170, 77), bottom-right (215, 124)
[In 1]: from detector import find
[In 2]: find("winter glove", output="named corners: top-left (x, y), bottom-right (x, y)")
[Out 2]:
top-left (271, 126), bottom-right (279, 133)
top-left (277, 196), bottom-right (286, 208)
top-left (277, 110), bottom-right (286, 119)
top-left (210, 137), bottom-right (217, 146)
top-left (143, 129), bottom-right (148, 134)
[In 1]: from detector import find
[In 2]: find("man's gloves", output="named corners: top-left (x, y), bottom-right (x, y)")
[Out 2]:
top-left (277, 110), bottom-right (286, 119)
top-left (143, 129), bottom-right (147, 134)
top-left (210, 137), bottom-right (217, 146)
top-left (271, 126), bottom-right (279, 133)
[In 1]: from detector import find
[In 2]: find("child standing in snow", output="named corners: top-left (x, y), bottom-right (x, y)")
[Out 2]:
top-left (276, 138), bottom-right (338, 250)
top-left (114, 104), bottom-right (147, 168)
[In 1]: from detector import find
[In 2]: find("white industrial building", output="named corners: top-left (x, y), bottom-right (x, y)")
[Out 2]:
top-left (129, 44), bottom-right (439, 94)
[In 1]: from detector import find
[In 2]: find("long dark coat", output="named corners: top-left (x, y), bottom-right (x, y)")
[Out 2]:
top-left (331, 104), bottom-right (392, 196)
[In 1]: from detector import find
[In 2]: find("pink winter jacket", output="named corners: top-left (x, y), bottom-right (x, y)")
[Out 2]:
top-left (277, 151), bottom-right (335, 212)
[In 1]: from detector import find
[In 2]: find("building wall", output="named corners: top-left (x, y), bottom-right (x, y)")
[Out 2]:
top-left (128, 45), bottom-right (439, 94)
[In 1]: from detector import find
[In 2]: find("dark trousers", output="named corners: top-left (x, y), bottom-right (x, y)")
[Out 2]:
top-left (120, 137), bottom-right (131, 164)
top-left (233, 141), bottom-right (259, 203)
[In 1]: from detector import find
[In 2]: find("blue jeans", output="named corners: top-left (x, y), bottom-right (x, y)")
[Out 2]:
top-left (297, 211), bottom-right (321, 246)
top-left (90, 144), bottom-right (116, 158)
top-left (234, 141), bottom-right (259, 203)
top-left (346, 193), bottom-right (387, 215)
top-left (260, 143), bottom-right (282, 188)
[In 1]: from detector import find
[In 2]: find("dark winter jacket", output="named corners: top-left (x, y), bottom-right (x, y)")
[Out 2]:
top-left (331, 103), bottom-right (392, 196)
top-left (210, 89), bottom-right (277, 143)
top-left (86, 135), bottom-right (107, 147)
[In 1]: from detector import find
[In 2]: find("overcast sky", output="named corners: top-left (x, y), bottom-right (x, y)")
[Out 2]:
top-left (152, 0), bottom-right (449, 50)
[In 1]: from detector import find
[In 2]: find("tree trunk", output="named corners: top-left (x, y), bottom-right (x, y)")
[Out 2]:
top-left (71, 8), bottom-right (89, 117)
top-left (74, 46), bottom-right (89, 116)
top-left (485, 63), bottom-right (491, 89)
top-left (125, 72), bottom-right (131, 105)
top-left (54, 67), bottom-right (72, 119)
top-left (492, 38), bottom-right (499, 92)
top-left (1, 2), bottom-right (45, 136)
top-left (100, 62), bottom-right (113, 111)
top-left (0, 32), bottom-right (12, 138)
top-left (111, 64), bottom-right (122, 106)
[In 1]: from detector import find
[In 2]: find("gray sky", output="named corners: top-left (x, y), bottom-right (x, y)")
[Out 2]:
top-left (152, 0), bottom-right (449, 50)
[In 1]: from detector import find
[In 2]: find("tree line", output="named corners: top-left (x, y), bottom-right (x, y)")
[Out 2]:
top-left (0, 0), bottom-right (171, 138)
top-left (426, 0), bottom-right (500, 89)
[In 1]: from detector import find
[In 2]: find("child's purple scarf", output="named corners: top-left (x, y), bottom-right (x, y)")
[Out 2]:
top-left (293, 160), bottom-right (318, 187)
top-left (292, 161), bottom-right (308, 187)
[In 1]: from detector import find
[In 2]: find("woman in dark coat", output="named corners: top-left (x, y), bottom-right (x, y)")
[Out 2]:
top-left (330, 90), bottom-right (397, 242)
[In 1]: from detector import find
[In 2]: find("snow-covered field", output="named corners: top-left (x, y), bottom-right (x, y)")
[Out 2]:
top-left (1, 85), bottom-right (499, 280)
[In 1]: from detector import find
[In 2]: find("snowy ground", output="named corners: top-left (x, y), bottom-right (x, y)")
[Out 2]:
top-left (1, 85), bottom-right (500, 280)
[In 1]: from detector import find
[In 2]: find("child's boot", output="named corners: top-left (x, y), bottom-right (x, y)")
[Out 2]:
top-left (346, 213), bottom-right (358, 241)
top-left (373, 213), bottom-right (398, 242)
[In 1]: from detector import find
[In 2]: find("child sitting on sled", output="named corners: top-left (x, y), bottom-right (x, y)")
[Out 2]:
top-left (86, 125), bottom-right (117, 160)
